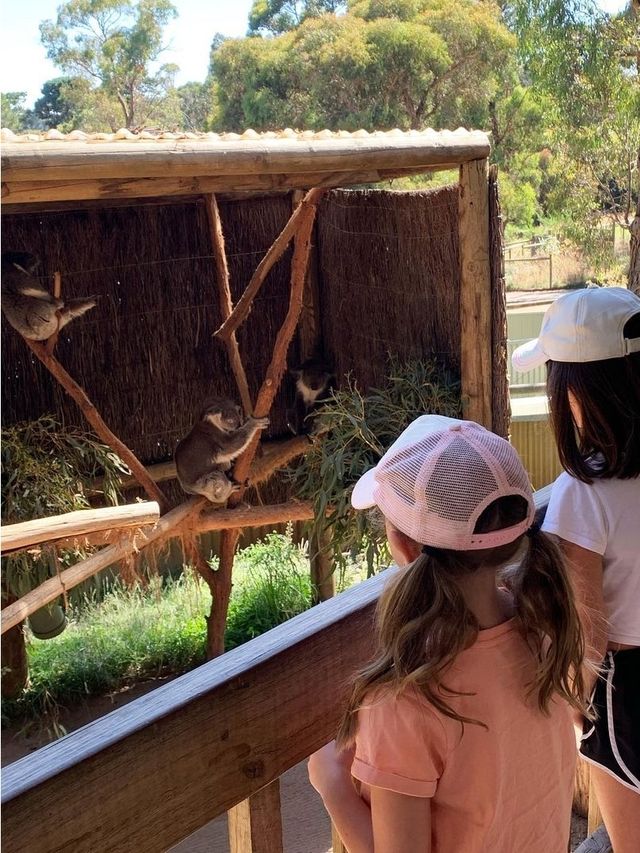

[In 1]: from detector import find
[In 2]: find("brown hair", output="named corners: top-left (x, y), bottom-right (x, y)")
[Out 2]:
top-left (547, 314), bottom-right (640, 482)
top-left (336, 496), bottom-right (590, 747)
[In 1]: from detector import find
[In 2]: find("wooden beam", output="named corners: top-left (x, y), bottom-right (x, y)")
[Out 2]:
top-left (0, 488), bottom-right (551, 852)
top-left (205, 194), bottom-right (253, 416)
top-left (1, 571), bottom-right (386, 853)
top-left (0, 502), bottom-right (160, 556)
top-left (228, 780), bottom-right (284, 853)
top-left (91, 435), bottom-right (313, 493)
top-left (2, 165), bottom-right (458, 206)
top-left (23, 340), bottom-right (167, 512)
top-left (0, 500), bottom-right (315, 634)
top-left (2, 133), bottom-right (491, 183)
top-left (215, 187), bottom-right (325, 342)
top-left (458, 158), bottom-right (492, 429)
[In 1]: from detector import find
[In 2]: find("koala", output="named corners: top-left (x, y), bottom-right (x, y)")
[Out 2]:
top-left (1, 252), bottom-right (96, 341)
top-left (287, 357), bottom-right (335, 435)
top-left (175, 397), bottom-right (269, 504)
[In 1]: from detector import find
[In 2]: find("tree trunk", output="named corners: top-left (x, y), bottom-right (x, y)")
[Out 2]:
top-left (1, 587), bottom-right (28, 699)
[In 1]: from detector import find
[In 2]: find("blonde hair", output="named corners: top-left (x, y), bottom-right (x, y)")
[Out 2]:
top-left (336, 498), bottom-right (591, 747)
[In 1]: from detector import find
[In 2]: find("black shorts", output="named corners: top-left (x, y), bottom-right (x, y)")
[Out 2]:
top-left (580, 648), bottom-right (640, 793)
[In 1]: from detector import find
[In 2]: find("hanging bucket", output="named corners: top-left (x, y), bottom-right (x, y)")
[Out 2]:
top-left (28, 602), bottom-right (67, 640)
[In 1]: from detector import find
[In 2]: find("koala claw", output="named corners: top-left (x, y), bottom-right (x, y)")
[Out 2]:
top-left (251, 416), bottom-right (270, 430)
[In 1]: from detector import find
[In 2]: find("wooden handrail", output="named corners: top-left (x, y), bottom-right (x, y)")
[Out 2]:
top-left (0, 502), bottom-right (160, 556)
top-left (1, 487), bottom-right (552, 853)
top-left (1, 572), bottom-right (386, 852)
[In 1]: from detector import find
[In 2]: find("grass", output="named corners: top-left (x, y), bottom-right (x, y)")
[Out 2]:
top-left (2, 531), bottom-right (368, 728)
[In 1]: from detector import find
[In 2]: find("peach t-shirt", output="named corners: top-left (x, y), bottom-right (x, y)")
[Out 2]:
top-left (351, 619), bottom-right (576, 853)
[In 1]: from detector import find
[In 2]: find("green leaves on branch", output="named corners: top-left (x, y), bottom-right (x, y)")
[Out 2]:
top-left (1, 416), bottom-right (127, 599)
top-left (288, 358), bottom-right (461, 575)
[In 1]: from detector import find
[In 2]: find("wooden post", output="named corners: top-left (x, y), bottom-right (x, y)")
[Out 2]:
top-left (292, 190), bottom-right (336, 603)
top-left (332, 824), bottom-right (348, 853)
top-left (587, 768), bottom-right (603, 834)
top-left (205, 194), bottom-right (253, 416)
top-left (228, 780), bottom-right (284, 853)
top-left (310, 527), bottom-right (335, 604)
top-left (459, 159), bottom-right (492, 430)
top-left (1, 589), bottom-right (28, 699)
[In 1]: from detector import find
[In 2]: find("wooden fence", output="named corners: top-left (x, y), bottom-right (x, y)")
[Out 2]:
top-left (3, 487), bottom-right (598, 853)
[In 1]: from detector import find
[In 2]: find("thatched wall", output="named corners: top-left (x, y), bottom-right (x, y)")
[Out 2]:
top-left (318, 187), bottom-right (461, 390)
top-left (2, 186), bottom-right (507, 506)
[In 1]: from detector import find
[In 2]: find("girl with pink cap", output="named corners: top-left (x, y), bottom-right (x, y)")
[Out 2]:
top-left (309, 415), bottom-right (589, 852)
top-left (512, 287), bottom-right (640, 853)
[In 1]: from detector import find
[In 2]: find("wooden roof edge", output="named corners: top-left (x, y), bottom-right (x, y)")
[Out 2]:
top-left (2, 128), bottom-right (491, 183)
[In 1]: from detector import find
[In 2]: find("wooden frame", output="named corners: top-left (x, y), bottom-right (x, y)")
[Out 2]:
top-left (1, 489), bottom-right (577, 853)
top-left (1, 571), bottom-right (385, 852)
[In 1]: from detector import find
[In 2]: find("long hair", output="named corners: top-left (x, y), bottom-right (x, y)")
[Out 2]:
top-left (336, 497), bottom-right (590, 748)
top-left (547, 314), bottom-right (640, 482)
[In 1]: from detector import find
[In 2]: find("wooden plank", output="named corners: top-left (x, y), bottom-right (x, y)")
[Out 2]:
top-left (458, 158), bottom-right (492, 429)
top-left (1, 500), bottom-right (316, 634)
top-left (2, 486), bottom-right (553, 852)
top-left (228, 780), bottom-right (284, 853)
top-left (0, 502), bottom-right (160, 555)
top-left (2, 165), bottom-right (459, 205)
top-left (332, 823), bottom-right (348, 853)
top-left (1, 571), bottom-right (386, 853)
top-left (1, 133), bottom-right (490, 182)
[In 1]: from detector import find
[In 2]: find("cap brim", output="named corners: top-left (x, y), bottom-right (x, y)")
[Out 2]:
top-left (511, 338), bottom-right (548, 373)
top-left (351, 468), bottom-right (378, 509)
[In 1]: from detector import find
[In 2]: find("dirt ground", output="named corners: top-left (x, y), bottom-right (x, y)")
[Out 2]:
top-left (2, 680), bottom-right (588, 852)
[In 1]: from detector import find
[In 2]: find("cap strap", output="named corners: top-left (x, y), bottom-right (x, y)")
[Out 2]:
top-left (623, 337), bottom-right (640, 356)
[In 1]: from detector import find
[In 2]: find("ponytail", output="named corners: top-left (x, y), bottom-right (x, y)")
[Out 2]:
top-left (336, 551), bottom-right (480, 749)
top-left (505, 527), bottom-right (592, 718)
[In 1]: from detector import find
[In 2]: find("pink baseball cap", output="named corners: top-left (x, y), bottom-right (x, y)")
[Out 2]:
top-left (512, 286), bottom-right (640, 373)
top-left (351, 415), bottom-right (535, 550)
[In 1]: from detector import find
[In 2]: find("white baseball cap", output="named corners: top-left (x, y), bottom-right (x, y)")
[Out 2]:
top-left (511, 286), bottom-right (640, 373)
top-left (351, 415), bottom-right (534, 551)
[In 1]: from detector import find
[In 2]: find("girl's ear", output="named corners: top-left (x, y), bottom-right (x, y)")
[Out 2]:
top-left (386, 526), bottom-right (422, 566)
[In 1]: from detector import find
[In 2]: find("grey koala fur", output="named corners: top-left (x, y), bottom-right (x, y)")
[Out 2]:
top-left (175, 397), bottom-right (269, 504)
top-left (1, 252), bottom-right (97, 341)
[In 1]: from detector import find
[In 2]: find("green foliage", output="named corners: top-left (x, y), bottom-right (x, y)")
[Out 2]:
top-left (507, 0), bottom-right (639, 265)
top-left (176, 81), bottom-right (213, 131)
top-left (224, 531), bottom-right (312, 649)
top-left (39, 0), bottom-right (179, 129)
top-left (2, 575), bottom-right (208, 726)
top-left (2, 533), bottom-right (325, 725)
top-left (211, 0), bottom-right (515, 132)
top-left (248, 0), bottom-right (346, 34)
top-left (1, 92), bottom-right (31, 131)
top-left (498, 162), bottom-right (540, 229)
top-left (289, 357), bottom-right (461, 574)
top-left (1, 416), bottom-right (128, 598)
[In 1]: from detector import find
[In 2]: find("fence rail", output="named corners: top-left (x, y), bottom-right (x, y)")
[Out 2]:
top-left (2, 489), bottom-right (552, 853)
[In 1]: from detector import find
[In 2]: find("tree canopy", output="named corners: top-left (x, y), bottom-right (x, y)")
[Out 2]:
top-left (40, 0), bottom-right (178, 129)
top-left (212, 0), bottom-right (515, 132)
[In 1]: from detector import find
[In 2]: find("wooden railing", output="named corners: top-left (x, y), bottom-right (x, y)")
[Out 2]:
top-left (2, 488), bottom-right (560, 852)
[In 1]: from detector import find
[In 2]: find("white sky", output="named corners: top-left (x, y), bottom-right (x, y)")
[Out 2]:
top-left (0, 0), bottom-right (630, 108)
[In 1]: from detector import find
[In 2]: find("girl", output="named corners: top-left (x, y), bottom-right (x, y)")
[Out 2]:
top-left (512, 286), bottom-right (640, 853)
top-left (309, 414), bottom-right (589, 853)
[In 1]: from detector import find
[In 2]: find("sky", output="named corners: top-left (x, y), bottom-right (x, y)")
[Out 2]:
top-left (0, 0), bottom-right (631, 108)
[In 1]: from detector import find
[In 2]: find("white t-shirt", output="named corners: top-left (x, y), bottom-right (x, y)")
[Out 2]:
top-left (542, 472), bottom-right (640, 645)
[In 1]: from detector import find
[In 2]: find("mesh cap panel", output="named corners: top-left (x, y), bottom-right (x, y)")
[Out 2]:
top-left (370, 419), bottom-right (535, 550)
